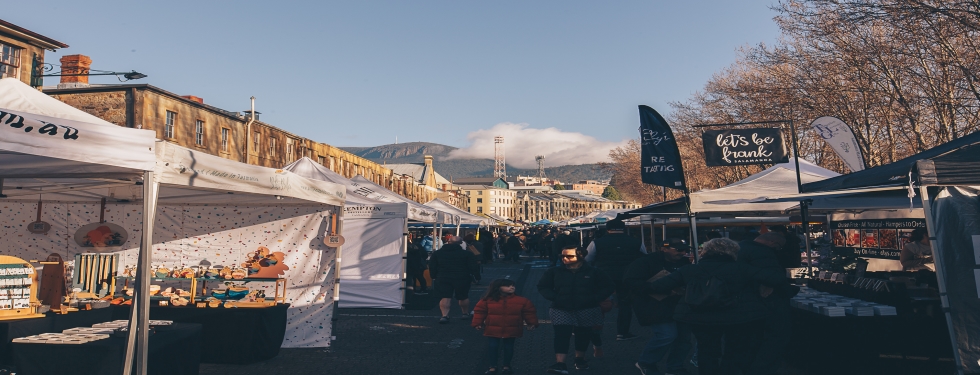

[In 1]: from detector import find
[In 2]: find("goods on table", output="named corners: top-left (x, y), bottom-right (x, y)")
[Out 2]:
top-left (0, 255), bottom-right (44, 320)
top-left (791, 287), bottom-right (898, 317)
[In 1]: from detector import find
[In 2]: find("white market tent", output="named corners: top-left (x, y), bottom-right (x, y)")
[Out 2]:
top-left (425, 198), bottom-right (486, 226)
top-left (349, 175), bottom-right (448, 224)
top-left (691, 158), bottom-right (840, 216)
top-left (284, 158), bottom-right (410, 309)
top-left (0, 78), bottom-right (347, 373)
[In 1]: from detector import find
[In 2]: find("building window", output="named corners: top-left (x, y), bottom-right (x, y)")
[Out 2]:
top-left (270, 138), bottom-right (277, 157)
top-left (477, 207), bottom-right (483, 213)
top-left (318, 156), bottom-right (326, 165)
top-left (0, 43), bottom-right (21, 79)
top-left (164, 111), bottom-right (176, 138)
top-left (220, 128), bottom-right (229, 151)
top-left (330, 156), bottom-right (336, 170)
top-left (195, 120), bottom-right (204, 145)
top-left (253, 132), bottom-right (261, 152)
top-left (477, 198), bottom-right (483, 203)
top-left (478, 191), bottom-right (483, 195)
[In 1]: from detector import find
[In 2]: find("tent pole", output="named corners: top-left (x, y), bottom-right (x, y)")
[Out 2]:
top-left (918, 186), bottom-right (964, 375)
top-left (689, 215), bottom-right (700, 263)
top-left (801, 202), bottom-right (814, 277)
top-left (639, 221), bottom-right (646, 253)
top-left (648, 217), bottom-right (656, 252)
top-left (401, 218), bottom-right (408, 309)
top-left (332, 212), bottom-right (344, 321)
top-left (128, 171), bottom-right (158, 375)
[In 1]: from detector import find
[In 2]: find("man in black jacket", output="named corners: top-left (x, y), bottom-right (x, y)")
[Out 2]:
top-left (738, 232), bottom-right (790, 375)
top-left (429, 235), bottom-right (481, 324)
top-left (587, 220), bottom-right (645, 340)
top-left (625, 238), bottom-right (693, 375)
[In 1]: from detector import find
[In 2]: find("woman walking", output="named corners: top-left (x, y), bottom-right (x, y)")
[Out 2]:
top-left (472, 279), bottom-right (539, 375)
top-left (537, 244), bottom-right (616, 374)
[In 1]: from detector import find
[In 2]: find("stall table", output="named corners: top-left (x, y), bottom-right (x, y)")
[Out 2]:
top-left (12, 322), bottom-right (201, 375)
top-left (0, 308), bottom-right (113, 366)
top-left (112, 304), bottom-right (288, 364)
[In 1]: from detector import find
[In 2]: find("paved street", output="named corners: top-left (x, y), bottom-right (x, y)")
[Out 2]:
top-left (197, 257), bottom-right (932, 375)
top-left (199, 258), bottom-right (682, 375)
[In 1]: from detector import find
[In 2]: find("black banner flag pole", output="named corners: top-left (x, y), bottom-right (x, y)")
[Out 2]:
top-left (637, 106), bottom-right (700, 261)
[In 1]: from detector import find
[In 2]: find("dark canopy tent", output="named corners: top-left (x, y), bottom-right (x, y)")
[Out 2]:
top-left (802, 130), bottom-right (980, 193)
top-left (615, 198), bottom-right (687, 219)
top-left (795, 132), bottom-right (980, 375)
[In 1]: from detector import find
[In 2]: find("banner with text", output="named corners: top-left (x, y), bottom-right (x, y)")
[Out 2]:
top-left (638, 105), bottom-right (685, 189)
top-left (809, 116), bottom-right (866, 173)
top-left (701, 128), bottom-right (789, 167)
top-left (830, 218), bottom-right (926, 259)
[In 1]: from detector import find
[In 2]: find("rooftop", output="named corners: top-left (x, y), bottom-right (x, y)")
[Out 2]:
top-left (0, 19), bottom-right (69, 50)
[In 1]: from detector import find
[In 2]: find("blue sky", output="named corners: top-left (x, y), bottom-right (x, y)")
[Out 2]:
top-left (7, 1), bottom-right (780, 166)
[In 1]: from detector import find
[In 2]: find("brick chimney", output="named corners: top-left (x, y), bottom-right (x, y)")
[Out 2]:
top-left (58, 54), bottom-right (92, 89)
top-left (181, 95), bottom-right (204, 104)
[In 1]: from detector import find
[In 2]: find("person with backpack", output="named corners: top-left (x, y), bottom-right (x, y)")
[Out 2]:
top-left (406, 233), bottom-right (429, 295)
top-left (624, 238), bottom-right (693, 375)
top-left (429, 235), bottom-right (481, 324)
top-left (537, 244), bottom-right (616, 374)
top-left (505, 232), bottom-right (525, 263)
top-left (587, 219), bottom-right (646, 341)
top-left (472, 279), bottom-right (539, 375)
top-left (646, 238), bottom-right (799, 375)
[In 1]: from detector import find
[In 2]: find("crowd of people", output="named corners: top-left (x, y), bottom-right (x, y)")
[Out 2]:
top-left (410, 222), bottom-right (804, 375)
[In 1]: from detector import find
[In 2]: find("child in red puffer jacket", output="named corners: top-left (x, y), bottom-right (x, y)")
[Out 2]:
top-left (472, 278), bottom-right (539, 375)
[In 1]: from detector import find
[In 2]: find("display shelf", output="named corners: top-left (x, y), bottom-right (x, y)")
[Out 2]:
top-left (0, 255), bottom-right (44, 320)
top-left (112, 276), bottom-right (286, 304)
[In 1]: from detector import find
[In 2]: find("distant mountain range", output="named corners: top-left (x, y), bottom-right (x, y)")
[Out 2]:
top-left (341, 142), bottom-right (611, 183)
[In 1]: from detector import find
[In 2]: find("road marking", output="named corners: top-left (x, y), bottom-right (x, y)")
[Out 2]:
top-left (447, 338), bottom-right (464, 349)
top-left (400, 341), bottom-right (447, 344)
top-left (340, 314), bottom-right (442, 318)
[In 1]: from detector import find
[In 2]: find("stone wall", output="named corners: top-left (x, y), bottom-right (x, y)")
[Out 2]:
top-left (48, 91), bottom-right (128, 126)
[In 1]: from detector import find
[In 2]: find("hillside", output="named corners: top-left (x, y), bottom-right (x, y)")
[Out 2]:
top-left (341, 142), bottom-right (611, 182)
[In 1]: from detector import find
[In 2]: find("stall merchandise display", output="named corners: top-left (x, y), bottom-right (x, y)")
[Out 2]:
top-left (37, 253), bottom-right (67, 307)
top-left (112, 271), bottom-right (286, 308)
top-left (0, 256), bottom-right (44, 320)
top-left (72, 253), bottom-right (118, 298)
top-left (792, 287), bottom-right (898, 317)
top-left (11, 332), bottom-right (108, 344)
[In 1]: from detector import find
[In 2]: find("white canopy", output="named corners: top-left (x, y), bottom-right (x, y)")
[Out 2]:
top-left (349, 175), bottom-right (447, 223)
top-left (691, 158), bottom-right (839, 215)
top-left (155, 144), bottom-right (345, 206)
top-left (0, 78), bottom-right (156, 178)
top-left (283, 158), bottom-right (406, 218)
top-left (425, 198), bottom-right (486, 226)
top-left (284, 158), bottom-right (408, 309)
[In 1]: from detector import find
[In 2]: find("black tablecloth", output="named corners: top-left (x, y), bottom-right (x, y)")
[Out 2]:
top-left (788, 308), bottom-right (953, 373)
top-left (12, 322), bottom-right (201, 375)
top-left (0, 308), bottom-right (113, 366)
top-left (112, 304), bottom-right (288, 364)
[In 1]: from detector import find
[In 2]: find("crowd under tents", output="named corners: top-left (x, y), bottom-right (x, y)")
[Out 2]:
top-left (0, 78), bottom-right (348, 374)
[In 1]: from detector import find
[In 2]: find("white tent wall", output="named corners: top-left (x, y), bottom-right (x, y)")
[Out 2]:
top-left (336, 217), bottom-right (406, 309)
top-left (0, 201), bottom-right (339, 347)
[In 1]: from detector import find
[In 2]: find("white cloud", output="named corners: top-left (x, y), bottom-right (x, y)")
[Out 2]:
top-left (447, 122), bottom-right (630, 169)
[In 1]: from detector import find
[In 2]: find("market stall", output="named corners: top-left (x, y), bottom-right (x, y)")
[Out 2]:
top-left (0, 78), bottom-right (348, 372)
top-left (739, 132), bottom-right (980, 374)
top-left (284, 158), bottom-right (414, 309)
